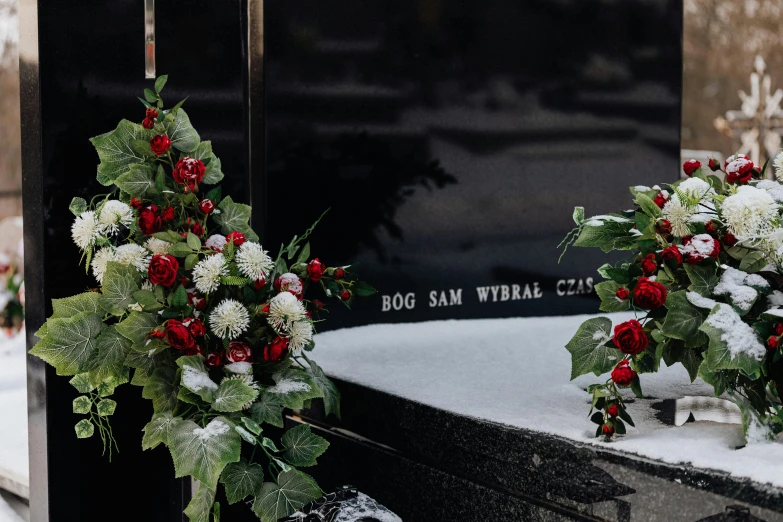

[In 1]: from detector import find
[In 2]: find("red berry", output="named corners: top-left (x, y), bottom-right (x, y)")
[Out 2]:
top-left (768, 336), bottom-right (780, 350)
top-left (206, 352), bottom-right (223, 367)
top-left (656, 219), bottom-right (672, 235)
top-left (704, 221), bottom-right (718, 235)
top-left (616, 287), bottom-right (630, 300)
top-left (602, 424), bottom-right (615, 436)
top-left (226, 231), bottom-right (246, 246)
top-left (605, 404), bottom-right (619, 417)
top-left (683, 159), bottom-right (701, 176)
top-left (312, 299), bottom-right (325, 311)
top-left (145, 107), bottom-right (159, 119)
top-left (708, 158), bottom-right (721, 172)
top-left (198, 199), bottom-right (215, 214)
top-left (653, 192), bottom-right (668, 208)
top-left (339, 289), bottom-right (352, 302)
top-left (254, 275), bottom-right (267, 290)
top-left (775, 324), bottom-right (783, 336)
top-left (334, 268), bottom-right (346, 280)
top-left (723, 232), bottom-right (738, 247)
top-left (142, 117), bottom-right (154, 129)
top-left (130, 197), bottom-right (143, 209)
top-left (161, 206), bottom-right (175, 222)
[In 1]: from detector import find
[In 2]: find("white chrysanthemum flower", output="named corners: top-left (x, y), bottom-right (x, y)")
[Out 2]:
top-left (91, 247), bottom-right (117, 283)
top-left (235, 242), bottom-right (274, 280)
top-left (144, 237), bottom-right (171, 255)
top-left (205, 234), bottom-right (226, 252)
top-left (71, 211), bottom-right (101, 250)
top-left (192, 254), bottom-right (228, 294)
top-left (208, 299), bottom-right (250, 339)
top-left (288, 320), bottom-right (313, 354)
top-left (721, 185), bottom-right (779, 241)
top-left (115, 244), bottom-right (151, 272)
top-left (98, 200), bottom-right (134, 235)
top-left (662, 198), bottom-right (694, 237)
top-left (268, 291), bottom-right (306, 332)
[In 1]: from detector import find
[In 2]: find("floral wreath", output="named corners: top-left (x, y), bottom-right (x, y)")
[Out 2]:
top-left (563, 156), bottom-right (783, 443)
top-left (30, 76), bottom-right (376, 522)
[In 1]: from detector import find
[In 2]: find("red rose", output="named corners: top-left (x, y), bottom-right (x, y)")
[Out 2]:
top-left (605, 404), bottom-right (619, 417)
top-left (704, 221), bottom-right (718, 235)
top-left (682, 234), bottom-right (720, 264)
top-left (708, 158), bottom-right (721, 172)
top-left (661, 246), bottom-right (682, 265)
top-left (775, 323), bottom-right (783, 336)
top-left (161, 206), bottom-right (175, 221)
top-left (184, 344), bottom-right (204, 357)
top-left (206, 351), bottom-right (223, 367)
top-left (767, 336), bottom-right (779, 350)
top-left (633, 277), bottom-right (667, 309)
top-left (641, 254), bottom-right (657, 275)
top-left (190, 295), bottom-right (206, 311)
top-left (611, 359), bottom-right (637, 386)
top-left (130, 197), bottom-right (143, 209)
top-left (145, 107), bottom-right (159, 119)
top-left (172, 157), bottom-right (206, 188)
top-left (334, 268), bottom-right (345, 280)
top-left (226, 231), bottom-right (246, 246)
top-left (263, 336), bottom-right (289, 363)
top-left (724, 153), bottom-right (750, 169)
top-left (307, 258), bottom-right (326, 282)
top-left (613, 319), bottom-right (648, 355)
top-left (188, 318), bottom-right (206, 338)
top-left (615, 287), bottom-right (630, 300)
top-left (138, 205), bottom-right (162, 235)
top-left (653, 192), bottom-right (668, 208)
top-left (149, 134), bottom-right (171, 156)
top-left (602, 424), bottom-right (615, 436)
top-left (253, 276), bottom-right (267, 291)
top-left (260, 303), bottom-right (270, 314)
top-left (142, 117), bottom-right (154, 129)
top-left (656, 219), bottom-right (672, 235)
top-left (227, 340), bottom-right (253, 363)
top-left (723, 232), bottom-right (738, 247)
top-left (166, 319), bottom-right (194, 350)
top-left (683, 159), bottom-right (701, 176)
top-left (148, 254), bottom-right (179, 287)
top-left (725, 157), bottom-right (754, 184)
top-left (274, 273), bottom-right (304, 299)
top-left (198, 199), bottom-right (215, 214)
top-left (190, 223), bottom-right (204, 237)
top-left (340, 289), bottom-right (352, 302)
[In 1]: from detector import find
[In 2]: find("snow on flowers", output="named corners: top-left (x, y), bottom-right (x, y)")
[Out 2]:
top-left (563, 156), bottom-right (783, 443)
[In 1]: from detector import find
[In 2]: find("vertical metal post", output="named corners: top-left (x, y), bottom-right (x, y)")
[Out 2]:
top-left (145, 0), bottom-right (155, 78)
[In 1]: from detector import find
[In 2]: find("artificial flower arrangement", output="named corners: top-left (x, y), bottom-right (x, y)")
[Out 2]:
top-left (30, 76), bottom-right (375, 522)
top-left (562, 155), bottom-right (783, 443)
top-left (0, 252), bottom-right (24, 334)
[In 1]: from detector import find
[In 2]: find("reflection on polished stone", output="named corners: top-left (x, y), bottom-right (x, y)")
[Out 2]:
top-left (652, 396), bottom-right (743, 428)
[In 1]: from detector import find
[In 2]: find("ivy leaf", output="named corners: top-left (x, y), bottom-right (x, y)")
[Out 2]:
top-left (116, 311), bottom-right (158, 345)
top-left (660, 291), bottom-right (705, 341)
top-left (201, 154), bottom-right (223, 184)
top-left (681, 348), bottom-right (703, 382)
top-left (684, 264), bottom-right (718, 297)
top-left (265, 369), bottom-right (324, 409)
top-left (213, 196), bottom-right (259, 242)
top-left (250, 394), bottom-right (284, 428)
top-left (573, 218), bottom-right (635, 253)
top-left (594, 281), bottom-right (630, 313)
top-left (101, 262), bottom-right (141, 315)
top-left (168, 108), bottom-right (200, 152)
top-left (142, 412), bottom-right (177, 450)
top-left (177, 355), bottom-right (218, 403)
top-left (220, 460), bottom-right (265, 504)
top-left (70, 373), bottom-right (96, 393)
top-left (281, 424), bottom-right (329, 467)
top-left (75, 419), bottom-right (95, 439)
top-left (97, 399), bottom-right (117, 416)
top-left (114, 164), bottom-right (156, 197)
top-left (184, 482), bottom-right (216, 522)
top-left (89, 119), bottom-right (155, 185)
top-left (81, 325), bottom-right (132, 384)
top-left (212, 379), bottom-right (259, 412)
top-left (700, 304), bottom-right (765, 379)
top-left (142, 366), bottom-right (180, 412)
top-left (306, 361), bottom-right (340, 419)
top-left (69, 197), bottom-right (87, 216)
top-left (73, 395), bottom-right (92, 414)
top-left (51, 292), bottom-right (104, 318)
top-left (30, 311), bottom-right (104, 375)
top-left (564, 317), bottom-right (623, 379)
top-left (169, 417), bottom-right (241, 489)
top-left (253, 470), bottom-right (322, 522)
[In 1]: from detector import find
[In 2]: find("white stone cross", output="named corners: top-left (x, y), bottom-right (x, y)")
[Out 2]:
top-left (714, 55), bottom-right (783, 166)
top-left (144, 0), bottom-right (155, 78)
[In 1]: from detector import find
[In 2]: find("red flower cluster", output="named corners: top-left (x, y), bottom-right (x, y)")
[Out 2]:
top-left (263, 336), bottom-right (289, 362)
top-left (612, 320), bottom-right (648, 355)
top-left (640, 254), bottom-right (657, 275)
top-left (142, 108), bottom-right (158, 129)
top-left (725, 154), bottom-right (754, 184)
top-left (307, 258), bottom-right (326, 282)
top-left (150, 134), bottom-right (171, 156)
top-left (611, 359), bottom-right (637, 386)
top-left (661, 245), bottom-right (682, 265)
top-left (139, 205), bottom-right (163, 235)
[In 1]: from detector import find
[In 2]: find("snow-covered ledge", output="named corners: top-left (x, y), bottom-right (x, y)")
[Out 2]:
top-left (314, 313), bottom-right (783, 490)
top-left (0, 332), bottom-right (29, 500)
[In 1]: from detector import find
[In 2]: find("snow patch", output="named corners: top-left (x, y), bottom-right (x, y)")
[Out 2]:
top-left (704, 304), bottom-right (767, 361)
top-left (686, 292), bottom-right (717, 310)
top-left (713, 267), bottom-right (759, 312)
top-left (194, 419), bottom-right (229, 441)
top-left (181, 366), bottom-right (218, 392)
top-left (583, 215), bottom-right (633, 227)
top-left (267, 378), bottom-right (310, 395)
top-left (224, 362), bottom-right (252, 375)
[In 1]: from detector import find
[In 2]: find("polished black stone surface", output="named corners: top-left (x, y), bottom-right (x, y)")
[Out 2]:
top-left (263, 0), bottom-right (683, 329)
top-left (21, 1), bottom-right (250, 520)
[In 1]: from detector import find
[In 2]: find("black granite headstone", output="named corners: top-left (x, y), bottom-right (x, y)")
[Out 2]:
top-left (263, 0), bottom-right (683, 329)
top-left (20, 1), bottom-right (251, 520)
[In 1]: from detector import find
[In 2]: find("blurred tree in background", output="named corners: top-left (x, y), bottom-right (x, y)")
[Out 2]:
top-left (683, 0), bottom-right (783, 155)
top-left (0, 0), bottom-right (19, 219)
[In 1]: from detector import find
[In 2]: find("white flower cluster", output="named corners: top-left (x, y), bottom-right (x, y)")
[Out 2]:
top-left (235, 242), bottom-right (274, 281)
top-left (268, 291), bottom-right (313, 354)
top-left (208, 298), bottom-right (250, 340)
top-left (90, 244), bottom-right (151, 283)
top-left (71, 199), bottom-right (135, 251)
top-left (662, 177), bottom-right (715, 237)
top-left (192, 253), bottom-right (228, 294)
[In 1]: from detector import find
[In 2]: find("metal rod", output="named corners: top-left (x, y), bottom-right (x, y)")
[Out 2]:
top-left (144, 0), bottom-right (155, 78)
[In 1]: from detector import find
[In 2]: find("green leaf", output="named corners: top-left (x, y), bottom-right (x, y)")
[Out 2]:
top-left (186, 232), bottom-right (202, 251)
top-left (100, 262), bottom-right (141, 315)
top-left (204, 186), bottom-right (222, 204)
top-left (73, 395), bottom-right (92, 414)
top-left (116, 311), bottom-right (158, 345)
top-left (142, 366), bottom-right (180, 412)
top-left (97, 399), bottom-right (117, 416)
top-left (89, 119), bottom-right (155, 185)
top-left (253, 470), bottom-right (322, 522)
top-left (169, 417), bottom-right (241, 489)
top-left (660, 291), bottom-right (704, 341)
top-left (142, 412), bottom-right (177, 450)
top-left (565, 317), bottom-right (623, 379)
top-left (739, 251), bottom-right (768, 274)
top-left (262, 437), bottom-right (279, 452)
top-left (81, 325), bottom-right (132, 384)
top-left (172, 285), bottom-right (189, 308)
top-left (184, 482), bottom-right (216, 522)
top-left (69, 197), bottom-right (87, 216)
top-left (250, 394), bottom-right (284, 428)
top-left (265, 369), bottom-right (324, 409)
top-left (635, 193), bottom-right (663, 219)
top-left (75, 419), bottom-right (95, 439)
top-left (213, 196), bottom-right (259, 242)
top-left (201, 154), bottom-right (223, 185)
top-left (30, 311), bottom-right (104, 376)
top-left (185, 253), bottom-right (199, 271)
top-left (168, 108), bottom-right (200, 152)
top-left (154, 74), bottom-right (168, 93)
top-left (281, 424), bottom-right (329, 467)
top-left (684, 264), bottom-right (718, 297)
top-left (594, 280), bottom-right (630, 312)
top-left (681, 348), bottom-right (703, 382)
top-left (177, 355), bottom-right (218, 403)
top-left (294, 242), bottom-right (311, 265)
top-left (144, 88), bottom-right (158, 103)
top-left (220, 460), bottom-right (265, 504)
top-left (306, 361), bottom-right (340, 419)
top-left (168, 242), bottom-right (194, 258)
top-left (572, 206), bottom-right (585, 225)
top-left (630, 375), bottom-right (644, 398)
top-left (241, 416), bottom-right (263, 435)
top-left (573, 217), bottom-right (635, 253)
top-left (70, 373), bottom-right (95, 393)
top-left (153, 230), bottom-right (183, 244)
top-left (51, 292), bottom-right (104, 318)
top-left (700, 304), bottom-right (765, 378)
top-left (115, 164), bottom-right (156, 197)
top-left (352, 281), bottom-right (377, 297)
top-left (212, 379), bottom-right (259, 412)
